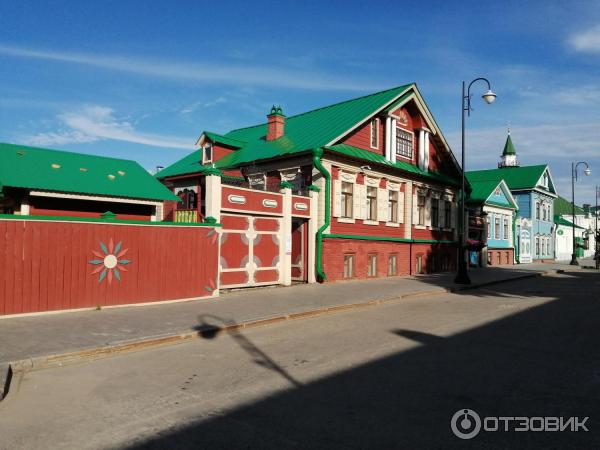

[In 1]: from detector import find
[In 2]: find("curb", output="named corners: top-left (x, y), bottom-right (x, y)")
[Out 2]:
top-left (0, 270), bottom-right (552, 402)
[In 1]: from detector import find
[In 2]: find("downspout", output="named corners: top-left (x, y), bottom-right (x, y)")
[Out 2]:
top-left (513, 209), bottom-right (520, 264)
top-left (312, 148), bottom-right (330, 282)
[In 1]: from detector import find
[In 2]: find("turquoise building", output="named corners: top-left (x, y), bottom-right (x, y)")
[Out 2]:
top-left (467, 133), bottom-right (558, 263)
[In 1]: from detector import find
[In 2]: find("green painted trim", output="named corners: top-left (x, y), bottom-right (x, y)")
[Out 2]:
top-left (307, 184), bottom-right (320, 192)
top-left (312, 148), bottom-right (330, 282)
top-left (279, 181), bottom-right (294, 189)
top-left (204, 167), bottom-right (223, 177)
top-left (323, 233), bottom-right (456, 245)
top-left (0, 214), bottom-right (222, 227)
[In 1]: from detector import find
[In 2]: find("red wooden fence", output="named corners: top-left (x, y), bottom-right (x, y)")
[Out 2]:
top-left (0, 218), bottom-right (219, 316)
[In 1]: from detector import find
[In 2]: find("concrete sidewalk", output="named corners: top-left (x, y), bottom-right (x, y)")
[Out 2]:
top-left (2, 261), bottom-right (588, 370)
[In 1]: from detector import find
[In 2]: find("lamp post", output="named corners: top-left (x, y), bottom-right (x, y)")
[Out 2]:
top-left (455, 78), bottom-right (497, 284)
top-left (569, 161), bottom-right (591, 265)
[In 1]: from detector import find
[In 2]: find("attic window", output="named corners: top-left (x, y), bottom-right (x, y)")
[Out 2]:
top-left (370, 118), bottom-right (379, 149)
top-left (118, 170), bottom-right (126, 176)
top-left (51, 163), bottom-right (61, 169)
top-left (204, 144), bottom-right (213, 164)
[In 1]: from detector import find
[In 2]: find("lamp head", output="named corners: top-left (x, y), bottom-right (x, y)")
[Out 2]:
top-left (584, 167), bottom-right (591, 176)
top-left (482, 90), bottom-right (497, 104)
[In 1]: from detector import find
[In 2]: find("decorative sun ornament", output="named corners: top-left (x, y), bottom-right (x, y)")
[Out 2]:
top-left (89, 239), bottom-right (131, 285)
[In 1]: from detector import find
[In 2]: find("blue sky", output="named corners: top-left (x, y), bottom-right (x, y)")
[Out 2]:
top-left (1, 0), bottom-right (599, 205)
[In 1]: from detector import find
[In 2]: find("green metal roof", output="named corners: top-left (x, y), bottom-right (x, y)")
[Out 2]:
top-left (466, 165), bottom-right (550, 191)
top-left (209, 84), bottom-right (414, 169)
top-left (155, 150), bottom-right (214, 178)
top-left (326, 144), bottom-right (460, 185)
top-left (554, 195), bottom-right (585, 216)
top-left (0, 142), bottom-right (178, 201)
top-left (202, 131), bottom-right (245, 149)
top-left (502, 134), bottom-right (516, 156)
top-left (464, 174), bottom-right (517, 209)
top-left (554, 215), bottom-right (585, 229)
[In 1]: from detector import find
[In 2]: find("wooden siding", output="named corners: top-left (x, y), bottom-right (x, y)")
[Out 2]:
top-left (0, 219), bottom-right (219, 316)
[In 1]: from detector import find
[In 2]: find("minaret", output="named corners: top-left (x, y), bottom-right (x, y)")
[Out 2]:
top-left (498, 128), bottom-right (519, 168)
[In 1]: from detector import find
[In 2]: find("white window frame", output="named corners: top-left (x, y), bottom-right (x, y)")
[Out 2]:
top-left (203, 144), bottom-right (213, 164)
top-left (370, 118), bottom-right (379, 149)
top-left (395, 127), bottom-right (414, 160)
top-left (341, 181), bottom-right (354, 219)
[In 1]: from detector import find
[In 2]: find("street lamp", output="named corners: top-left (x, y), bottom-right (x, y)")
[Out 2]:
top-left (455, 78), bottom-right (497, 284)
top-left (570, 161), bottom-right (591, 265)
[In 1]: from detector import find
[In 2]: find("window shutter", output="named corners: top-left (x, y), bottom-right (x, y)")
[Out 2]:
top-left (377, 188), bottom-right (387, 221)
top-left (354, 184), bottom-right (364, 219)
top-left (398, 191), bottom-right (405, 223)
top-left (412, 193), bottom-right (418, 225)
top-left (425, 196), bottom-right (432, 227)
top-left (333, 180), bottom-right (341, 217)
top-left (450, 202), bottom-right (457, 229)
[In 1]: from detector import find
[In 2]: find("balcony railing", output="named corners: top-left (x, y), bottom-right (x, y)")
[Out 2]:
top-left (174, 209), bottom-right (200, 223)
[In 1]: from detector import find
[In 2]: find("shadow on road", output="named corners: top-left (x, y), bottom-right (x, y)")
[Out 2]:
top-left (128, 272), bottom-right (600, 449)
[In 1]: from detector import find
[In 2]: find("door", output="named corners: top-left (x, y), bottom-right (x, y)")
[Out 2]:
top-left (520, 229), bottom-right (531, 263)
top-left (291, 218), bottom-right (308, 282)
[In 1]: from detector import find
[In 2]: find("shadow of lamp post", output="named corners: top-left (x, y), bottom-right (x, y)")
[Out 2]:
top-left (455, 78), bottom-right (497, 284)
top-left (570, 161), bottom-right (591, 265)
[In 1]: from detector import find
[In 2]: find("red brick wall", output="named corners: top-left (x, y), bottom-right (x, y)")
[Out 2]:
top-left (487, 248), bottom-right (514, 266)
top-left (322, 238), bottom-right (456, 282)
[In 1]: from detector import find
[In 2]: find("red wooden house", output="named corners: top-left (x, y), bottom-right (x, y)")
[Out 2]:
top-left (158, 84), bottom-right (462, 282)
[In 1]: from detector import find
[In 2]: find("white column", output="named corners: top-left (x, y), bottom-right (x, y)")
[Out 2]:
top-left (424, 130), bottom-right (430, 171)
top-left (307, 189), bottom-right (319, 283)
top-left (281, 186), bottom-right (292, 286)
top-left (385, 117), bottom-right (391, 161)
top-left (404, 182), bottom-right (413, 239)
top-left (204, 174), bottom-right (222, 222)
top-left (418, 129), bottom-right (425, 170)
top-left (390, 119), bottom-right (397, 164)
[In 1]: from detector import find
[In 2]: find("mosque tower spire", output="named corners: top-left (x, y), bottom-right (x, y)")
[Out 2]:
top-left (498, 125), bottom-right (519, 168)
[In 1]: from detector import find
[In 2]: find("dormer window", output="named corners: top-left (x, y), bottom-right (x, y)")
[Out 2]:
top-left (370, 118), bottom-right (379, 149)
top-left (396, 129), bottom-right (413, 159)
top-left (543, 173), bottom-right (549, 188)
top-left (203, 144), bottom-right (213, 164)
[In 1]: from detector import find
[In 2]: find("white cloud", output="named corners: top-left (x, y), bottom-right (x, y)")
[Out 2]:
top-left (569, 25), bottom-right (600, 53)
top-left (24, 105), bottom-right (192, 149)
top-left (0, 43), bottom-right (382, 92)
top-left (180, 97), bottom-right (227, 114)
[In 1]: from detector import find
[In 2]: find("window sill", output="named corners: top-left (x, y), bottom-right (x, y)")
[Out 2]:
top-left (385, 222), bottom-right (400, 227)
top-left (414, 225), bottom-right (426, 230)
top-left (338, 217), bottom-right (356, 224)
top-left (363, 220), bottom-right (379, 226)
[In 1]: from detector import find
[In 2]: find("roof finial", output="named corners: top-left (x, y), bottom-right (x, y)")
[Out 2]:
top-left (507, 121), bottom-right (511, 135)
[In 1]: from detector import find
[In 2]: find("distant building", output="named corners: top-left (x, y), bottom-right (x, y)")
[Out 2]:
top-left (466, 133), bottom-right (557, 263)
top-left (465, 176), bottom-right (518, 266)
top-left (554, 196), bottom-right (596, 260)
top-left (0, 143), bottom-right (178, 221)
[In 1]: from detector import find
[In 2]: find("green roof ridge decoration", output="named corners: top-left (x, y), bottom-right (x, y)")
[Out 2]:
top-left (0, 142), bottom-right (179, 202)
top-left (502, 133), bottom-right (516, 156)
top-left (279, 181), bottom-right (294, 189)
top-left (268, 105), bottom-right (285, 117)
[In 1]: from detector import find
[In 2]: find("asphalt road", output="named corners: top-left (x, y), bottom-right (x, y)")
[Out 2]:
top-left (1, 271), bottom-right (599, 449)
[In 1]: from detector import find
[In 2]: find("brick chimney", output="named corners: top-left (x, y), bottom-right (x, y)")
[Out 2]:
top-left (266, 105), bottom-right (285, 141)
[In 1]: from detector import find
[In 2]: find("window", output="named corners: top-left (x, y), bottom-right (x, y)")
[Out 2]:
top-left (445, 201), bottom-right (452, 229)
top-left (388, 191), bottom-right (398, 222)
top-left (396, 129), bottom-right (413, 158)
top-left (431, 198), bottom-right (439, 228)
top-left (367, 254), bottom-right (377, 277)
top-left (547, 237), bottom-right (551, 255)
top-left (343, 254), bottom-right (354, 278)
top-left (370, 118), bottom-right (379, 149)
top-left (341, 182), bottom-right (353, 218)
top-left (503, 217), bottom-right (509, 240)
top-left (542, 203), bottom-right (547, 221)
top-left (416, 255), bottom-right (423, 274)
top-left (177, 189), bottom-right (197, 210)
top-left (494, 216), bottom-right (500, 239)
top-left (367, 186), bottom-right (377, 221)
top-left (417, 194), bottom-right (426, 225)
top-left (535, 202), bottom-right (540, 220)
top-left (535, 236), bottom-right (540, 255)
top-left (388, 254), bottom-right (397, 276)
top-left (487, 217), bottom-right (491, 239)
top-left (204, 144), bottom-right (213, 163)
